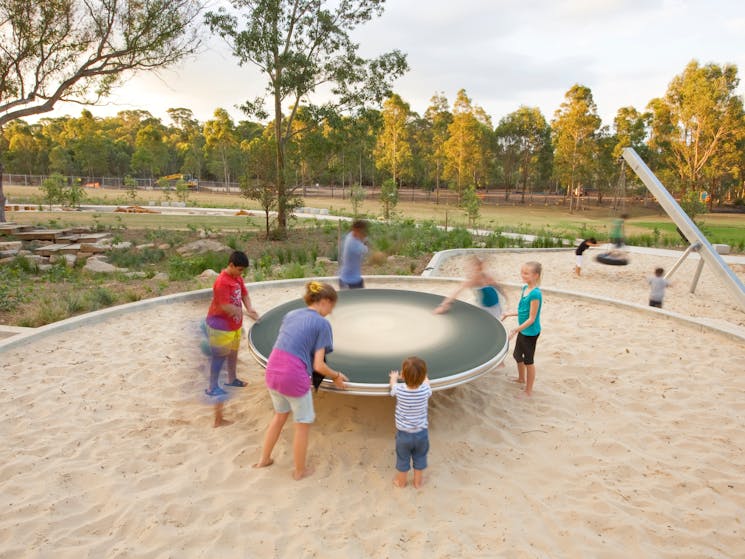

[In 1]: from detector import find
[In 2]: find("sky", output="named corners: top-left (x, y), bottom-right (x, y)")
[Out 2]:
top-left (52, 0), bottom-right (745, 129)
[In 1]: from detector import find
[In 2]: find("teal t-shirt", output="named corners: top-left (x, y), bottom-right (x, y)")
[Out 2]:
top-left (517, 285), bottom-right (542, 336)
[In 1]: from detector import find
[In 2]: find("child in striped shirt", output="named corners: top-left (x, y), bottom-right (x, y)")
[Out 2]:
top-left (389, 356), bottom-right (432, 489)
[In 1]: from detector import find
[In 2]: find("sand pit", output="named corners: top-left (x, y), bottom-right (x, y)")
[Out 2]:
top-left (1, 251), bottom-right (745, 557)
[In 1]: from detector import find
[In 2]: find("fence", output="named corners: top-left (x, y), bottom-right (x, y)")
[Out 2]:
top-left (3, 173), bottom-right (647, 208)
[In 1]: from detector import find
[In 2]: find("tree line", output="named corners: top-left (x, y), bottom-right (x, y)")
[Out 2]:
top-left (4, 59), bottom-right (745, 209)
top-left (2, 1), bottom-right (744, 233)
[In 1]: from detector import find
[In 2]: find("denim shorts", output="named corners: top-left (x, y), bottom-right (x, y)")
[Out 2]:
top-left (339, 278), bottom-right (365, 289)
top-left (267, 389), bottom-right (315, 424)
top-left (395, 428), bottom-right (429, 472)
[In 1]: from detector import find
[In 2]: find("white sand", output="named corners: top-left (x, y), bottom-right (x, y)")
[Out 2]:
top-left (1, 252), bottom-right (745, 558)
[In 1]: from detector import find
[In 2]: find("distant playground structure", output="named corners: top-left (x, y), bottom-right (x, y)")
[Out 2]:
top-left (621, 148), bottom-right (745, 311)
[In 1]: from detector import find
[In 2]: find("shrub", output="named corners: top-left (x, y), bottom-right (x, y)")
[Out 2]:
top-left (281, 262), bottom-right (306, 279)
top-left (168, 251), bottom-right (229, 281)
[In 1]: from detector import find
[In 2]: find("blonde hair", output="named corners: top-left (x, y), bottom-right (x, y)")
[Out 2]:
top-left (524, 261), bottom-right (542, 285)
top-left (303, 281), bottom-right (338, 305)
top-left (402, 356), bottom-right (427, 388)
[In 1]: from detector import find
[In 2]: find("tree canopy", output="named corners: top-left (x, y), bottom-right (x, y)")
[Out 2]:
top-left (205, 0), bottom-right (407, 236)
top-left (0, 0), bottom-right (204, 221)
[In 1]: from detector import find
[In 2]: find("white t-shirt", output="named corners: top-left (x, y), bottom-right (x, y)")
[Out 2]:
top-left (648, 276), bottom-right (670, 302)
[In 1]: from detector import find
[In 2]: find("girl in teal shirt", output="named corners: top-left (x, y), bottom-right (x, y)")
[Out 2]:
top-left (502, 261), bottom-right (542, 398)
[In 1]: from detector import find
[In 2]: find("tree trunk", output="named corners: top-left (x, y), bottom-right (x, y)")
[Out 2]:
top-left (274, 92), bottom-right (287, 236)
top-left (0, 161), bottom-right (6, 223)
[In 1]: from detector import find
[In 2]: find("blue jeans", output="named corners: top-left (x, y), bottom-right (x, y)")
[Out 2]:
top-left (339, 278), bottom-right (364, 289)
top-left (395, 429), bottom-right (429, 472)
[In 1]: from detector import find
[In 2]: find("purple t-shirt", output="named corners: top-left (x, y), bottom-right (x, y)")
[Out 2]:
top-left (265, 308), bottom-right (333, 397)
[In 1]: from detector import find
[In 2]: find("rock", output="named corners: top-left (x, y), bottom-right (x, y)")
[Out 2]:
top-left (125, 271), bottom-right (148, 279)
top-left (176, 239), bottom-right (231, 256)
top-left (50, 254), bottom-right (77, 266)
top-left (157, 243), bottom-right (170, 250)
top-left (110, 241), bottom-right (132, 250)
top-left (83, 259), bottom-right (127, 274)
top-left (23, 255), bottom-right (48, 265)
top-left (151, 272), bottom-right (169, 281)
top-left (0, 250), bottom-right (19, 259)
top-left (199, 269), bottom-right (219, 279)
top-left (0, 241), bottom-right (22, 251)
top-left (136, 243), bottom-right (155, 250)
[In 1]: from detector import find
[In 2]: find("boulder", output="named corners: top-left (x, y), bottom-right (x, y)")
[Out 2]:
top-left (0, 241), bottom-right (22, 251)
top-left (83, 259), bottom-right (128, 274)
top-left (50, 254), bottom-right (77, 267)
top-left (176, 239), bottom-right (231, 256)
top-left (199, 269), bottom-right (219, 279)
top-left (151, 272), bottom-right (169, 281)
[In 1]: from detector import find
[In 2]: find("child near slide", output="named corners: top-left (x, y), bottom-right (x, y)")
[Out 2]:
top-left (435, 254), bottom-right (506, 319)
top-left (648, 267), bottom-right (671, 308)
top-left (389, 357), bottom-right (432, 489)
top-left (502, 261), bottom-right (543, 398)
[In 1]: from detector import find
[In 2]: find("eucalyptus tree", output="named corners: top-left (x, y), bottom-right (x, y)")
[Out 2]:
top-left (495, 106), bottom-right (551, 202)
top-left (167, 108), bottom-right (206, 180)
top-left (206, 0), bottom-right (407, 237)
top-left (423, 93), bottom-right (452, 203)
top-left (3, 120), bottom-right (41, 175)
top-left (374, 93), bottom-right (413, 187)
top-left (0, 0), bottom-right (203, 222)
top-left (131, 120), bottom-right (170, 178)
top-left (289, 108), bottom-right (331, 189)
top-left (443, 89), bottom-right (487, 202)
top-left (203, 108), bottom-right (241, 187)
top-left (348, 108), bottom-right (382, 187)
top-left (551, 84), bottom-right (602, 212)
top-left (647, 60), bottom-right (745, 197)
top-left (611, 106), bottom-right (649, 201)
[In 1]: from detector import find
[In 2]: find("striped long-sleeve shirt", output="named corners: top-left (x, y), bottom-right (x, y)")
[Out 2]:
top-left (391, 382), bottom-right (432, 433)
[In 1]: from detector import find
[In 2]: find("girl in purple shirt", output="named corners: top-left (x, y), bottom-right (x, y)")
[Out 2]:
top-left (254, 281), bottom-right (348, 480)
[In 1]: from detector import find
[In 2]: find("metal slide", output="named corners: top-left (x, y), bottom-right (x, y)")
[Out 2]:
top-left (622, 147), bottom-right (745, 311)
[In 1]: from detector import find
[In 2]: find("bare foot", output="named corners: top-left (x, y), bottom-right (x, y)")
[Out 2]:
top-left (213, 418), bottom-right (234, 428)
top-left (515, 391), bottom-right (532, 399)
top-left (292, 465), bottom-right (315, 480)
top-left (509, 377), bottom-right (526, 384)
top-left (413, 471), bottom-right (424, 489)
top-left (252, 458), bottom-right (274, 468)
top-left (393, 475), bottom-right (407, 488)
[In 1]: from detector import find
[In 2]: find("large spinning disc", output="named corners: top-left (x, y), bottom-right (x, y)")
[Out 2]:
top-left (248, 288), bottom-right (509, 395)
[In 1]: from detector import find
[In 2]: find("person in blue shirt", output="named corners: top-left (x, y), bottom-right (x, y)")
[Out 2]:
top-left (338, 219), bottom-right (369, 289)
top-left (502, 261), bottom-right (543, 398)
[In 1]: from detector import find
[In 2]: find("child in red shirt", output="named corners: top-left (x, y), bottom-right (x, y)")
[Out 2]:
top-left (205, 251), bottom-right (260, 412)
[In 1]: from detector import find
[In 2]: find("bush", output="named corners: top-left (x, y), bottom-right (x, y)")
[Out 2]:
top-left (107, 247), bottom-right (166, 269)
top-left (168, 252), bottom-right (229, 281)
top-left (281, 262), bottom-right (306, 279)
